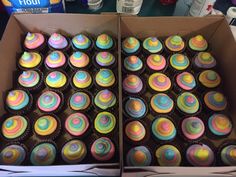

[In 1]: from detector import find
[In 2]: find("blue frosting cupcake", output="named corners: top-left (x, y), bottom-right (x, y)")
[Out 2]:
top-left (150, 93), bottom-right (174, 114)
top-left (125, 97), bottom-right (146, 119)
top-left (143, 37), bottom-right (163, 54)
top-left (124, 56), bottom-right (143, 72)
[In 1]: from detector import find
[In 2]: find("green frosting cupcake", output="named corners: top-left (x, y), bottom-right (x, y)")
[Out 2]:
top-left (177, 92), bottom-right (200, 114)
top-left (94, 112), bottom-right (116, 134)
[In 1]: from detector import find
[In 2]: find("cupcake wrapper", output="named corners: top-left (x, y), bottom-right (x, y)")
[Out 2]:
top-left (94, 36), bottom-right (117, 52)
top-left (71, 35), bottom-right (95, 53)
top-left (17, 52), bottom-right (44, 71)
top-left (44, 52), bottom-right (69, 72)
top-left (48, 36), bottom-right (72, 54)
top-left (92, 52), bottom-right (118, 69)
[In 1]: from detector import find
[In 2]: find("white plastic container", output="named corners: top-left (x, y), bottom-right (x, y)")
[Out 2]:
top-left (226, 7), bottom-right (236, 25)
top-left (116, 0), bottom-right (143, 15)
top-left (189, 0), bottom-right (216, 17)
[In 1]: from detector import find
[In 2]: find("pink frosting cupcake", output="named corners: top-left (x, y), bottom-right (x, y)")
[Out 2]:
top-left (48, 33), bottom-right (70, 51)
top-left (147, 54), bottom-right (167, 72)
top-left (45, 51), bottom-right (67, 70)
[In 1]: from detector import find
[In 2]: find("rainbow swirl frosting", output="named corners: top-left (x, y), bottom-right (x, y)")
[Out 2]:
top-left (94, 112), bottom-right (116, 134)
top-left (19, 52), bottom-right (41, 69)
top-left (125, 97), bottom-right (146, 119)
top-left (143, 37), bottom-right (163, 53)
top-left (177, 92), bottom-right (199, 114)
top-left (95, 69), bottom-right (115, 87)
top-left (155, 145), bottom-right (181, 166)
top-left (96, 52), bottom-right (115, 67)
top-left (147, 54), bottom-right (166, 71)
top-left (150, 93), bottom-right (174, 114)
top-left (181, 117), bottom-right (205, 140)
top-left (73, 70), bottom-right (92, 89)
top-left (45, 51), bottom-right (66, 69)
top-left (72, 34), bottom-right (91, 50)
top-left (122, 37), bottom-right (140, 54)
top-left (96, 34), bottom-right (113, 50)
top-left (170, 54), bottom-right (190, 71)
top-left (46, 71), bottom-right (67, 89)
top-left (34, 115), bottom-right (58, 136)
top-left (91, 137), bottom-right (115, 161)
top-left (204, 91), bottom-right (227, 111)
top-left (48, 33), bottom-right (68, 49)
top-left (194, 52), bottom-right (216, 69)
top-left (189, 35), bottom-right (208, 52)
top-left (176, 72), bottom-right (196, 91)
top-left (123, 74), bottom-right (143, 94)
top-left (69, 52), bottom-right (89, 68)
top-left (61, 140), bottom-right (87, 164)
top-left (69, 92), bottom-right (90, 111)
top-left (0, 145), bottom-right (26, 165)
top-left (126, 146), bottom-right (152, 166)
top-left (24, 32), bottom-right (45, 50)
top-left (186, 144), bottom-right (214, 166)
top-left (18, 70), bottom-right (40, 88)
top-left (208, 114), bottom-right (232, 136)
top-left (199, 70), bottom-right (221, 88)
top-left (221, 145), bottom-right (236, 166)
top-left (30, 143), bottom-right (56, 166)
top-left (148, 73), bottom-right (171, 92)
top-left (2, 116), bottom-right (28, 139)
top-left (37, 91), bottom-right (61, 112)
top-left (65, 113), bottom-right (89, 136)
top-left (152, 117), bottom-right (176, 141)
top-left (124, 56), bottom-right (143, 72)
top-left (165, 35), bottom-right (185, 52)
top-left (94, 89), bottom-right (116, 110)
top-left (125, 121), bottom-right (146, 142)
top-left (6, 90), bottom-right (30, 111)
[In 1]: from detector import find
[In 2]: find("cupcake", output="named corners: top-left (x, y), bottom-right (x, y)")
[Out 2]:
top-left (69, 92), bottom-right (91, 111)
top-left (155, 144), bottom-right (182, 166)
top-left (175, 72), bottom-right (196, 92)
top-left (45, 51), bottom-right (67, 70)
top-left (123, 55), bottom-right (144, 73)
top-left (1, 115), bottom-right (29, 141)
top-left (165, 35), bottom-right (185, 53)
top-left (61, 140), bottom-right (87, 164)
top-left (72, 33), bottom-right (93, 52)
top-left (126, 146), bottom-right (152, 166)
top-left (95, 69), bottom-right (116, 88)
top-left (123, 74), bottom-right (144, 94)
top-left (48, 33), bottom-right (70, 52)
top-left (142, 37), bottom-right (163, 54)
top-left (95, 34), bottom-right (114, 51)
top-left (94, 89), bottom-right (116, 110)
top-left (69, 51), bottom-right (90, 70)
top-left (125, 120), bottom-right (146, 143)
top-left (30, 142), bottom-right (56, 166)
top-left (186, 143), bottom-right (215, 166)
top-left (24, 32), bottom-right (46, 52)
top-left (45, 71), bottom-right (69, 91)
top-left (146, 54), bottom-right (167, 72)
top-left (204, 91), bottom-right (227, 112)
top-left (18, 51), bottom-right (43, 70)
top-left (124, 97), bottom-right (147, 119)
top-left (150, 93), bottom-right (174, 114)
top-left (91, 137), bottom-right (115, 161)
top-left (193, 52), bottom-right (216, 70)
top-left (219, 143), bottom-right (236, 166)
top-left (188, 35), bottom-right (208, 54)
top-left (94, 112), bottom-right (116, 135)
top-left (148, 73), bottom-right (171, 92)
top-left (65, 113), bottom-right (89, 137)
top-left (71, 70), bottom-right (92, 90)
top-left (198, 70), bottom-right (221, 89)
top-left (0, 144), bottom-right (27, 165)
top-left (169, 54), bottom-right (190, 73)
top-left (151, 117), bottom-right (176, 142)
top-left (122, 37), bottom-right (141, 55)
top-left (95, 52), bottom-right (116, 68)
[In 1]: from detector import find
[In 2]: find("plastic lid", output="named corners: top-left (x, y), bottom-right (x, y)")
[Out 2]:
top-left (227, 7), bottom-right (236, 18)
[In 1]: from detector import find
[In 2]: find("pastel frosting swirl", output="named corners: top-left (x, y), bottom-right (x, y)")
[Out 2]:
top-left (148, 73), bottom-right (171, 92)
top-left (155, 145), bottom-right (181, 166)
top-left (45, 51), bottom-right (66, 69)
top-left (199, 70), bottom-right (221, 88)
top-left (165, 35), bottom-right (185, 52)
top-left (186, 144), bottom-right (214, 166)
top-left (18, 70), bottom-right (40, 88)
top-left (176, 72), bottom-right (196, 91)
top-left (125, 121), bottom-right (146, 142)
top-left (170, 54), bottom-right (190, 70)
top-left (6, 90), bottom-right (30, 111)
top-left (48, 33), bottom-right (68, 49)
top-left (72, 34), bottom-right (91, 50)
top-left (125, 97), bottom-right (146, 119)
top-left (96, 52), bottom-right (115, 67)
top-left (147, 54), bottom-right (166, 71)
top-left (126, 146), bottom-right (152, 166)
top-left (30, 143), bottom-right (56, 166)
top-left (73, 70), bottom-right (92, 89)
top-left (177, 92), bottom-right (199, 114)
top-left (65, 113), bottom-right (89, 136)
top-left (96, 34), bottom-right (113, 50)
top-left (34, 115), bottom-right (58, 136)
top-left (24, 32), bottom-right (45, 49)
top-left (91, 137), bottom-right (115, 161)
top-left (152, 117), bottom-right (176, 141)
top-left (46, 71), bottom-right (67, 89)
top-left (221, 145), bottom-right (236, 166)
top-left (2, 116), bottom-right (28, 139)
top-left (189, 35), bottom-right (208, 51)
top-left (123, 74), bottom-right (143, 94)
top-left (122, 37), bottom-right (140, 54)
top-left (150, 93), bottom-right (174, 114)
top-left (37, 91), bottom-right (61, 112)
top-left (195, 52), bottom-right (216, 69)
top-left (124, 56), bottom-right (143, 72)
top-left (61, 140), bottom-right (87, 164)
top-left (69, 92), bottom-right (90, 111)
top-left (94, 112), bottom-right (116, 134)
top-left (143, 37), bottom-right (163, 53)
top-left (95, 69), bottom-right (115, 87)
top-left (19, 52), bottom-right (41, 69)
top-left (181, 117), bottom-right (205, 140)
top-left (208, 114), bottom-right (232, 136)
top-left (69, 51), bottom-right (89, 68)
top-left (204, 91), bottom-right (227, 111)
top-left (94, 89), bottom-right (116, 110)
top-left (0, 145), bottom-right (26, 165)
